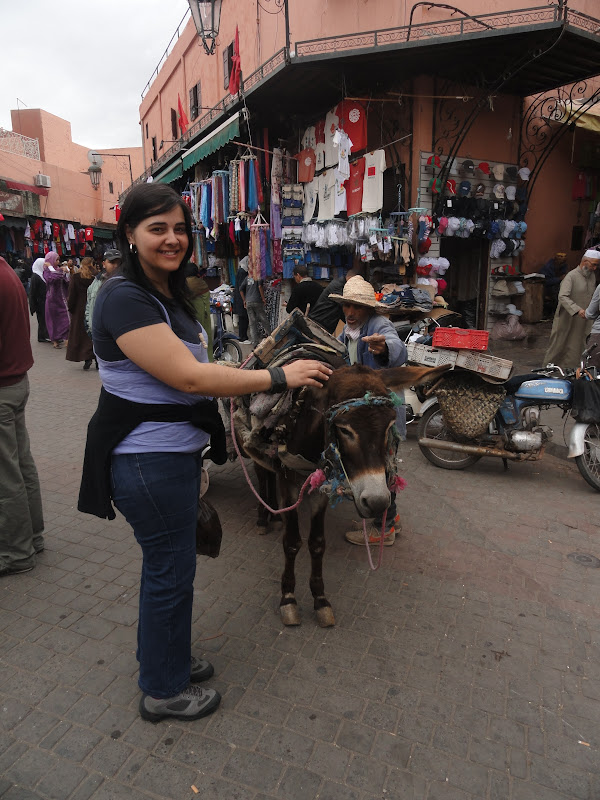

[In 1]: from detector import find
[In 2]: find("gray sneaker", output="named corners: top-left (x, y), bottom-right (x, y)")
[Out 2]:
top-left (190, 656), bottom-right (214, 682)
top-left (139, 685), bottom-right (221, 722)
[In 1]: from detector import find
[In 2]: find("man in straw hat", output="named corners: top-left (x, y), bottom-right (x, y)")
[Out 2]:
top-left (330, 275), bottom-right (407, 546)
top-left (543, 249), bottom-right (599, 370)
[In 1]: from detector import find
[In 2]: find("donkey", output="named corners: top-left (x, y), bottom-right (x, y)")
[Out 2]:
top-left (233, 363), bottom-right (449, 626)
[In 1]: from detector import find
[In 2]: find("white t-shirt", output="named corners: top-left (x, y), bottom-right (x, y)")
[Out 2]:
top-left (301, 126), bottom-right (316, 150)
top-left (334, 170), bottom-right (347, 214)
top-left (315, 142), bottom-right (326, 172)
top-left (317, 170), bottom-right (336, 221)
top-left (324, 108), bottom-right (340, 169)
top-left (361, 150), bottom-right (387, 213)
top-left (303, 179), bottom-right (318, 223)
top-left (333, 129), bottom-right (353, 179)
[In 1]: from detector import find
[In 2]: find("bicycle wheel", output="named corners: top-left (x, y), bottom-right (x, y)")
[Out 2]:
top-left (575, 423), bottom-right (600, 492)
top-left (417, 403), bottom-right (481, 470)
top-left (215, 339), bottom-right (243, 363)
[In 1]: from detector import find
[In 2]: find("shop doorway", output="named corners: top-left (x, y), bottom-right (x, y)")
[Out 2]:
top-left (439, 238), bottom-right (489, 328)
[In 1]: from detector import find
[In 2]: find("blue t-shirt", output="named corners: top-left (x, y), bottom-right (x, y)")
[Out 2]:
top-left (92, 278), bottom-right (210, 455)
top-left (93, 279), bottom-right (200, 360)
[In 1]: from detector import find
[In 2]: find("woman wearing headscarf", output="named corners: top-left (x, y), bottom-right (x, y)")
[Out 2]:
top-left (43, 252), bottom-right (70, 349)
top-left (28, 259), bottom-right (49, 343)
top-left (66, 257), bottom-right (97, 369)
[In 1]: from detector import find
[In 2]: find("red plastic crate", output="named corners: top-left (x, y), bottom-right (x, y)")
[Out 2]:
top-left (432, 327), bottom-right (489, 351)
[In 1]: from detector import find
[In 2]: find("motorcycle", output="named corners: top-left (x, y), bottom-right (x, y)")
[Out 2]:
top-left (210, 287), bottom-right (243, 363)
top-left (417, 345), bottom-right (600, 492)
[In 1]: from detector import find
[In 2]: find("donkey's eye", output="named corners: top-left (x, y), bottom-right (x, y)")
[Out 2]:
top-left (336, 426), bottom-right (355, 440)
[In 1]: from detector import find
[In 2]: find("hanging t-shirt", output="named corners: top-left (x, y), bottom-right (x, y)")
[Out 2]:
top-left (303, 179), bottom-right (318, 223)
top-left (336, 99), bottom-right (368, 152)
top-left (333, 130), bottom-right (353, 179)
top-left (334, 170), bottom-right (347, 215)
top-left (324, 108), bottom-right (340, 169)
top-left (301, 126), bottom-right (316, 151)
top-left (52, 222), bottom-right (60, 240)
top-left (296, 148), bottom-right (316, 183)
top-left (317, 170), bottom-right (336, 221)
top-left (345, 157), bottom-right (366, 216)
top-left (361, 150), bottom-right (387, 213)
top-left (315, 120), bottom-right (326, 144)
top-left (85, 227), bottom-right (94, 242)
top-left (315, 143), bottom-right (326, 173)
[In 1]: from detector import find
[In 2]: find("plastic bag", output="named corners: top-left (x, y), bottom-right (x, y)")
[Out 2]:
top-left (572, 378), bottom-right (600, 424)
top-left (196, 497), bottom-right (222, 558)
top-left (490, 314), bottom-right (527, 341)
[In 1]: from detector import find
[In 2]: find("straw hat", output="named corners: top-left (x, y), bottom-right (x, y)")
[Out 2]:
top-left (329, 275), bottom-right (386, 310)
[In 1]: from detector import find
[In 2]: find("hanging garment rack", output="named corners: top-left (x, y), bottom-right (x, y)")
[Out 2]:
top-left (252, 210), bottom-right (269, 226)
top-left (231, 140), bottom-right (296, 161)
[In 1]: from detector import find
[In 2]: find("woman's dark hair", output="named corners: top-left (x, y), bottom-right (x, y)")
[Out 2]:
top-left (116, 183), bottom-right (195, 317)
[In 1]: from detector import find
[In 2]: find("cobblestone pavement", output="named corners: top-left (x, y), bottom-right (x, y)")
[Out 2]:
top-left (2, 324), bottom-right (600, 800)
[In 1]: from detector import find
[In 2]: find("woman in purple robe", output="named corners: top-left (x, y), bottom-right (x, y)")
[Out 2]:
top-left (43, 252), bottom-right (70, 348)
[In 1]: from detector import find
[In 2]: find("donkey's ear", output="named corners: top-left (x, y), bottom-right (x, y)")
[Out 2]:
top-left (379, 364), bottom-right (452, 392)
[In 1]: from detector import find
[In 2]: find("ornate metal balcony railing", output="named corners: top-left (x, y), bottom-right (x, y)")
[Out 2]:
top-left (126, 48), bottom-right (288, 196)
top-left (0, 129), bottom-right (40, 161)
top-left (294, 4), bottom-right (595, 58)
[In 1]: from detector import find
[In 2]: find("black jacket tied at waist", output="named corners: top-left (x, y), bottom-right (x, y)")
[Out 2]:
top-left (78, 388), bottom-right (227, 520)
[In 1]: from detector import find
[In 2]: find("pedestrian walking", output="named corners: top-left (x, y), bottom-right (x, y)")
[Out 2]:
top-left (0, 257), bottom-right (45, 576)
top-left (329, 275), bottom-right (407, 547)
top-left (29, 258), bottom-right (50, 342)
top-left (232, 255), bottom-right (250, 342)
top-left (77, 183), bottom-right (331, 722)
top-left (543, 250), bottom-right (599, 369)
top-left (239, 272), bottom-right (271, 348)
top-left (84, 249), bottom-right (122, 336)
top-left (43, 252), bottom-right (70, 349)
top-left (66, 257), bottom-right (97, 369)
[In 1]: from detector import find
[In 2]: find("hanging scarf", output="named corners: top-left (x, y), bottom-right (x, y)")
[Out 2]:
top-left (247, 157), bottom-right (259, 212)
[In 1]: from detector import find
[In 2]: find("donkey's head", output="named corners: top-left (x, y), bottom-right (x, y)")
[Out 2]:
top-left (321, 364), bottom-right (449, 518)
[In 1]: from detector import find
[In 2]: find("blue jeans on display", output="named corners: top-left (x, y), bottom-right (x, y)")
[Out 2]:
top-left (111, 451), bottom-right (202, 698)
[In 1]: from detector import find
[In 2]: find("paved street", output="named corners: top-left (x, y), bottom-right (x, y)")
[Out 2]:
top-left (2, 325), bottom-right (600, 800)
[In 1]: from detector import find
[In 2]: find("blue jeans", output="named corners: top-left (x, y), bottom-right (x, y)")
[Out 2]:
top-left (111, 451), bottom-right (202, 698)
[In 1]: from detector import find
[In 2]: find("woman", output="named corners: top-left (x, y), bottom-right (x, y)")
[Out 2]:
top-left (29, 258), bottom-right (49, 342)
top-left (78, 183), bottom-right (330, 723)
top-left (66, 257), bottom-right (96, 369)
top-left (43, 252), bottom-right (70, 348)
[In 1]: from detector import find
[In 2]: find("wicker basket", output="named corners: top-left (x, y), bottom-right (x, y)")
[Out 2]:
top-left (435, 372), bottom-right (506, 438)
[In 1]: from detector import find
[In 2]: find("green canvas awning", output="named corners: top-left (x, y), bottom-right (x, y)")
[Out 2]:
top-left (93, 228), bottom-right (116, 239)
top-left (182, 112), bottom-right (240, 171)
top-left (155, 161), bottom-right (183, 184)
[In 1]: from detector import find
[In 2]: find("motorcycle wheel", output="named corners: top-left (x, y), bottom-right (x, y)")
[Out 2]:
top-left (214, 339), bottom-right (243, 363)
top-left (417, 403), bottom-right (482, 470)
top-left (575, 423), bottom-right (600, 492)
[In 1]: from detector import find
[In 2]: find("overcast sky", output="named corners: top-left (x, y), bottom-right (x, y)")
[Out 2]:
top-left (1, 0), bottom-right (190, 150)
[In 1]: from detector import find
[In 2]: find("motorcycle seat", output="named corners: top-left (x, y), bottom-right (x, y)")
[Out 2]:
top-left (503, 373), bottom-right (544, 394)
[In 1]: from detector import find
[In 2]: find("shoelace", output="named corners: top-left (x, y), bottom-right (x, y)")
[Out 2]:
top-left (179, 685), bottom-right (211, 701)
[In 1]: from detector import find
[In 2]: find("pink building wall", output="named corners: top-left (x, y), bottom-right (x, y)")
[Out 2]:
top-left (1, 109), bottom-right (143, 226)
top-left (137, 1), bottom-right (600, 270)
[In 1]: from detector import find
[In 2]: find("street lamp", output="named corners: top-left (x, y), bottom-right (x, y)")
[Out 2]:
top-left (88, 164), bottom-right (102, 189)
top-left (187, 0), bottom-right (222, 55)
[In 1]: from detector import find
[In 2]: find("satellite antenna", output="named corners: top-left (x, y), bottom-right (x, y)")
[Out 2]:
top-left (87, 151), bottom-right (104, 168)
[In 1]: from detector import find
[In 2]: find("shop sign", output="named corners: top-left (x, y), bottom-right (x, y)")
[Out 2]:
top-left (0, 190), bottom-right (24, 215)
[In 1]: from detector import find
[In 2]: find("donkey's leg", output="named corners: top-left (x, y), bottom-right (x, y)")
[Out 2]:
top-left (307, 494), bottom-right (335, 627)
top-left (279, 475), bottom-right (302, 626)
top-left (254, 463), bottom-right (272, 530)
top-left (265, 470), bottom-right (282, 534)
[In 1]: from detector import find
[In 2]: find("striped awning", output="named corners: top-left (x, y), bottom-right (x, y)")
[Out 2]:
top-left (155, 160), bottom-right (184, 184)
top-left (182, 113), bottom-right (240, 171)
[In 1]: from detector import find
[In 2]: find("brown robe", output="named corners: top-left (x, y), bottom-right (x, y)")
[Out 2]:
top-left (543, 266), bottom-right (595, 369)
top-left (66, 273), bottom-right (94, 363)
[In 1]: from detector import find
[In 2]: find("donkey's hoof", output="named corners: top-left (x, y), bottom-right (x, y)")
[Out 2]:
top-left (280, 602), bottom-right (301, 626)
top-left (315, 606), bottom-right (335, 627)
